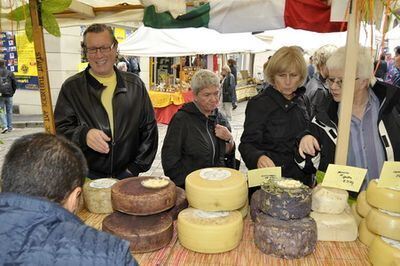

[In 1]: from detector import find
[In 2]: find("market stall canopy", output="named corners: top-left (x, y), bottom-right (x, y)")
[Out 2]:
top-left (118, 26), bottom-right (269, 57)
top-left (256, 26), bottom-right (381, 52)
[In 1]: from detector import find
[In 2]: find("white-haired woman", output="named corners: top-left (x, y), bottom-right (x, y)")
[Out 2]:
top-left (161, 69), bottom-right (236, 188)
top-left (297, 46), bottom-right (400, 192)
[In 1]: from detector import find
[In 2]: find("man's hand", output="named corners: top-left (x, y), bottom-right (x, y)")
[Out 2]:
top-left (257, 155), bottom-right (275, 168)
top-left (298, 134), bottom-right (320, 159)
top-left (86, 129), bottom-right (111, 154)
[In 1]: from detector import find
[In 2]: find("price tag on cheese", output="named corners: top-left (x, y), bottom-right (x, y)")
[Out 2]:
top-left (321, 164), bottom-right (367, 192)
top-left (247, 167), bottom-right (281, 187)
top-left (377, 161), bottom-right (400, 190)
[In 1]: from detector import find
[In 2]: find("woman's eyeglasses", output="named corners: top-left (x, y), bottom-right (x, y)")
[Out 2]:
top-left (326, 77), bottom-right (359, 88)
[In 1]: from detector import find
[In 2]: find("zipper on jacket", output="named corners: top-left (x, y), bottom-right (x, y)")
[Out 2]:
top-left (206, 119), bottom-right (216, 165)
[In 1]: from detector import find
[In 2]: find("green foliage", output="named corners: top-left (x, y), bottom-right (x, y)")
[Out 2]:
top-left (6, 0), bottom-right (72, 42)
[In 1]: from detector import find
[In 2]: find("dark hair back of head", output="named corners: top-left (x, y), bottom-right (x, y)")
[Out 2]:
top-left (82, 23), bottom-right (117, 47)
top-left (1, 133), bottom-right (87, 203)
top-left (395, 46), bottom-right (400, 56)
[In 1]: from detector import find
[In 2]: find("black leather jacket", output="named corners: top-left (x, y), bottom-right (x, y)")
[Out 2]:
top-left (55, 66), bottom-right (158, 179)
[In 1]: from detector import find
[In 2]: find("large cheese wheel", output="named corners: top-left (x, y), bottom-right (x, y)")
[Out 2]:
top-left (310, 207), bottom-right (358, 242)
top-left (237, 199), bottom-right (249, 219)
top-left (102, 211), bottom-right (173, 253)
top-left (351, 203), bottom-right (362, 226)
top-left (250, 189), bottom-right (263, 222)
top-left (254, 213), bottom-right (317, 259)
top-left (260, 177), bottom-right (312, 220)
top-left (167, 187), bottom-right (188, 220)
top-left (112, 176), bottom-right (176, 215)
top-left (311, 185), bottom-right (348, 214)
top-left (366, 179), bottom-right (400, 213)
top-left (356, 191), bottom-right (372, 217)
top-left (83, 178), bottom-right (118, 214)
top-left (368, 236), bottom-right (400, 266)
top-left (366, 207), bottom-right (400, 241)
top-left (177, 208), bottom-right (243, 253)
top-left (185, 168), bottom-right (247, 211)
top-left (359, 218), bottom-right (377, 247)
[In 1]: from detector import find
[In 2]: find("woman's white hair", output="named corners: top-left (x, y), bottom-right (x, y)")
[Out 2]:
top-left (326, 46), bottom-right (373, 80)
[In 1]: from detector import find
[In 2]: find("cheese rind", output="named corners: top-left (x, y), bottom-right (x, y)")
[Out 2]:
top-left (351, 203), bottom-right (362, 226)
top-left (366, 179), bottom-right (400, 213)
top-left (356, 191), bottom-right (372, 217)
top-left (358, 218), bottom-right (377, 247)
top-left (237, 199), bottom-right (249, 219)
top-left (368, 236), bottom-right (400, 266)
top-left (254, 213), bottom-right (317, 259)
top-left (177, 208), bottom-right (243, 253)
top-left (185, 167), bottom-right (248, 211)
top-left (167, 187), bottom-right (188, 220)
top-left (310, 208), bottom-right (358, 242)
top-left (83, 178), bottom-right (118, 214)
top-left (250, 189), bottom-right (263, 222)
top-left (366, 207), bottom-right (400, 241)
top-left (311, 185), bottom-right (348, 214)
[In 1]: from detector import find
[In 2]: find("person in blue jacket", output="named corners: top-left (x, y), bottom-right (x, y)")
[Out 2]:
top-left (0, 133), bottom-right (138, 265)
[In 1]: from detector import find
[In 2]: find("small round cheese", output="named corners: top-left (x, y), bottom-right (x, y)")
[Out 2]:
top-left (177, 208), bottom-right (243, 253)
top-left (358, 218), bottom-right (377, 247)
top-left (83, 178), bottom-right (118, 214)
top-left (368, 236), bottom-right (400, 266)
top-left (311, 185), bottom-right (348, 214)
top-left (366, 179), bottom-right (400, 213)
top-left (366, 207), bottom-right (400, 241)
top-left (185, 167), bottom-right (248, 211)
top-left (141, 178), bottom-right (169, 189)
top-left (112, 176), bottom-right (177, 215)
top-left (356, 191), bottom-right (372, 217)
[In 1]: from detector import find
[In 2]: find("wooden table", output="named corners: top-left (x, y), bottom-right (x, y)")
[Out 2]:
top-left (236, 85), bottom-right (258, 102)
top-left (78, 209), bottom-right (370, 266)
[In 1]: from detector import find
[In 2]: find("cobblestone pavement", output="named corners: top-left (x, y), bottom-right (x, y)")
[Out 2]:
top-left (0, 100), bottom-right (249, 178)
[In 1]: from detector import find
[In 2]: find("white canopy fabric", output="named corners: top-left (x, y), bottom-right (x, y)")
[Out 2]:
top-left (118, 26), bottom-right (268, 57)
top-left (256, 26), bottom-right (380, 52)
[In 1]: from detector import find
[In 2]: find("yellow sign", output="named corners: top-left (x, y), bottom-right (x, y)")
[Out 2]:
top-left (114, 27), bottom-right (126, 43)
top-left (15, 33), bottom-right (38, 76)
top-left (322, 164), bottom-right (367, 192)
top-left (377, 161), bottom-right (400, 190)
top-left (247, 167), bottom-right (281, 188)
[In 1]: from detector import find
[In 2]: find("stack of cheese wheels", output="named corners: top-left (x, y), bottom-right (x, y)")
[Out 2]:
top-left (355, 190), bottom-right (376, 247)
top-left (178, 167), bottom-right (247, 253)
top-left (252, 177), bottom-right (317, 259)
top-left (364, 179), bottom-right (400, 265)
top-left (83, 178), bottom-right (118, 214)
top-left (310, 185), bottom-right (358, 242)
top-left (103, 177), bottom-right (178, 253)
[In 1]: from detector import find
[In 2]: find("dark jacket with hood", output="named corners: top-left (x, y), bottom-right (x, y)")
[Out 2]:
top-left (0, 193), bottom-right (137, 265)
top-left (296, 80), bottom-right (400, 175)
top-left (161, 102), bottom-right (236, 187)
top-left (54, 66), bottom-right (158, 179)
top-left (239, 85), bottom-right (312, 185)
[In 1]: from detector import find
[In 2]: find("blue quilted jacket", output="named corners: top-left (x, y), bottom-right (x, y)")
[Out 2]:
top-left (0, 193), bottom-right (138, 266)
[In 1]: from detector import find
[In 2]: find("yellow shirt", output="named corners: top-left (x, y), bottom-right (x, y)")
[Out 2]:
top-left (89, 70), bottom-right (117, 137)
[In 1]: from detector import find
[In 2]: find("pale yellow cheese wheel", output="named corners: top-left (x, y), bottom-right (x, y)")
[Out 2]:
top-left (366, 207), bottom-right (400, 241)
top-left (185, 167), bottom-right (248, 211)
top-left (177, 208), bottom-right (243, 253)
top-left (368, 236), bottom-right (400, 266)
top-left (83, 178), bottom-right (118, 214)
top-left (358, 218), bottom-right (377, 247)
top-left (356, 191), bottom-right (372, 217)
top-left (237, 199), bottom-right (249, 219)
top-left (351, 203), bottom-right (362, 226)
top-left (366, 180), bottom-right (400, 213)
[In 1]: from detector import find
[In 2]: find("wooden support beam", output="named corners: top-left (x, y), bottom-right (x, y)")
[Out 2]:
top-left (68, 0), bottom-right (95, 18)
top-left (29, 0), bottom-right (55, 134)
top-left (334, 0), bottom-right (361, 165)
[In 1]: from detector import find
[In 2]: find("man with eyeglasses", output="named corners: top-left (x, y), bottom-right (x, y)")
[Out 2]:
top-left (296, 46), bottom-right (400, 192)
top-left (54, 23), bottom-right (158, 180)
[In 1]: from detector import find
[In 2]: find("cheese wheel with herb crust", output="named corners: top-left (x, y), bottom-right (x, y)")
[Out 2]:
top-left (185, 167), bottom-right (247, 211)
top-left (112, 176), bottom-right (176, 215)
top-left (83, 178), bottom-right (118, 214)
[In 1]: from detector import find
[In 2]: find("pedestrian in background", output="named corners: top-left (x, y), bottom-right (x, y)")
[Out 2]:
top-left (228, 59), bottom-right (238, 110)
top-left (0, 59), bottom-right (17, 134)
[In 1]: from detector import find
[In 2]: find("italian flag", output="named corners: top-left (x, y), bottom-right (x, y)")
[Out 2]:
top-left (142, 0), bottom-right (346, 33)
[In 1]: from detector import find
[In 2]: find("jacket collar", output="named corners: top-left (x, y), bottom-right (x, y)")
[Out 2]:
top-left (84, 65), bottom-right (128, 94)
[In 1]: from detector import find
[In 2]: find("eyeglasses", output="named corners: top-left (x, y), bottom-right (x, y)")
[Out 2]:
top-left (326, 77), bottom-right (359, 88)
top-left (85, 43), bottom-right (116, 54)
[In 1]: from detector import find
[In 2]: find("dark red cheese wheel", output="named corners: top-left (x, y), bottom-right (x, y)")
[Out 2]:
top-left (167, 187), bottom-right (188, 220)
top-left (112, 176), bottom-right (177, 215)
top-left (102, 211), bottom-right (173, 253)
